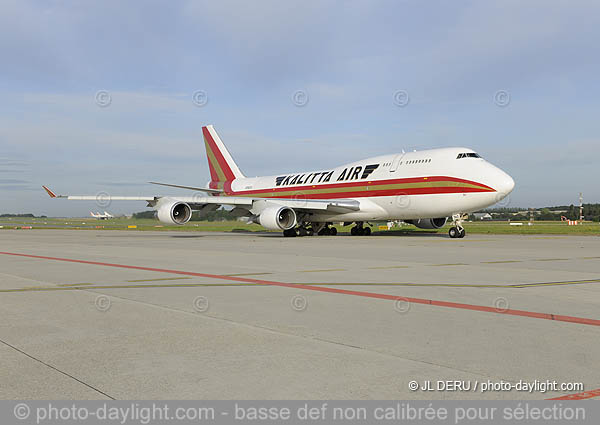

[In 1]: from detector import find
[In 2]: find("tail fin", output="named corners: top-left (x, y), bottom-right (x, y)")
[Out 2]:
top-left (202, 125), bottom-right (245, 189)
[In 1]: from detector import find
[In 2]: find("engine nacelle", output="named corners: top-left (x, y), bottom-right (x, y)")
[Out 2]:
top-left (157, 201), bottom-right (192, 225)
top-left (258, 206), bottom-right (297, 230)
top-left (406, 217), bottom-right (447, 229)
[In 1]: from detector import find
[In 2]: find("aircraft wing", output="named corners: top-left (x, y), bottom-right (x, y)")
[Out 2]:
top-left (254, 198), bottom-right (360, 213)
top-left (184, 196), bottom-right (360, 213)
top-left (43, 185), bottom-right (154, 201)
top-left (42, 186), bottom-right (360, 213)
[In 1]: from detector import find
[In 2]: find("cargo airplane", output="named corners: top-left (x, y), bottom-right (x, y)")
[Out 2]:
top-left (43, 125), bottom-right (515, 238)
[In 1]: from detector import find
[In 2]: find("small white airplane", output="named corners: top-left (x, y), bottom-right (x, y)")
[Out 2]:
top-left (90, 211), bottom-right (114, 220)
top-left (43, 125), bottom-right (515, 238)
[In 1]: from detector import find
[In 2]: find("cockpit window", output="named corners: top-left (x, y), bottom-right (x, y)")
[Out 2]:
top-left (457, 152), bottom-right (481, 159)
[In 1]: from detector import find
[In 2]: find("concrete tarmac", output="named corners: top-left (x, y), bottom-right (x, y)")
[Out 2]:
top-left (1, 229), bottom-right (599, 400)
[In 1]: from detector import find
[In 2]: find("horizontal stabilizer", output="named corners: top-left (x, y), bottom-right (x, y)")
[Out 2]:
top-left (149, 182), bottom-right (222, 193)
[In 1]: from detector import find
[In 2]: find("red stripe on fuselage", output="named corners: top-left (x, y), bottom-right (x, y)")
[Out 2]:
top-left (242, 186), bottom-right (492, 200)
top-left (223, 175), bottom-right (495, 199)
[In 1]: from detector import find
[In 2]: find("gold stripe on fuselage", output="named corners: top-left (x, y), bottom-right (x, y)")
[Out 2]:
top-left (225, 180), bottom-right (491, 198)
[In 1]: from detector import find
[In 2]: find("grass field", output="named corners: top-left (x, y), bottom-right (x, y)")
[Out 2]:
top-left (0, 217), bottom-right (266, 232)
top-left (1, 217), bottom-right (599, 235)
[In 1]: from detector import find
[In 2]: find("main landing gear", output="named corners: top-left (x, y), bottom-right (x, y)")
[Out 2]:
top-left (350, 222), bottom-right (371, 236)
top-left (282, 228), bottom-right (299, 237)
top-left (283, 223), bottom-right (337, 237)
top-left (317, 226), bottom-right (337, 236)
top-left (448, 213), bottom-right (466, 239)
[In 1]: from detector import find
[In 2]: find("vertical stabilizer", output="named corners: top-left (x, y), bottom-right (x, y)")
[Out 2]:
top-left (202, 125), bottom-right (245, 189)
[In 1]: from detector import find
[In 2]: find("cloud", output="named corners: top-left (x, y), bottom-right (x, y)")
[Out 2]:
top-left (0, 185), bottom-right (37, 192)
top-left (94, 181), bottom-right (151, 187)
top-left (0, 179), bottom-right (29, 184)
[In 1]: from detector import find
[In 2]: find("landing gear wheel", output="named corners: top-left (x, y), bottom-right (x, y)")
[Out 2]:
top-left (449, 213), bottom-right (466, 239)
top-left (363, 227), bottom-right (371, 236)
top-left (316, 223), bottom-right (336, 236)
top-left (298, 227), bottom-right (309, 237)
top-left (306, 228), bottom-right (314, 236)
top-left (283, 228), bottom-right (297, 237)
top-left (351, 222), bottom-right (367, 236)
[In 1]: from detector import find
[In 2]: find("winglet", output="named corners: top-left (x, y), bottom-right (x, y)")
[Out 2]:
top-left (42, 185), bottom-right (58, 198)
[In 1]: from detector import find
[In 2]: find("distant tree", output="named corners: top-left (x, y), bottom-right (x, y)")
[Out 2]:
top-left (475, 204), bottom-right (599, 222)
top-left (191, 208), bottom-right (239, 221)
top-left (132, 211), bottom-right (157, 219)
top-left (538, 208), bottom-right (554, 221)
top-left (131, 208), bottom-right (241, 222)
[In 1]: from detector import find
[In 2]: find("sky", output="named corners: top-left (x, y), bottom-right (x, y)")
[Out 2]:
top-left (1, 0), bottom-right (599, 216)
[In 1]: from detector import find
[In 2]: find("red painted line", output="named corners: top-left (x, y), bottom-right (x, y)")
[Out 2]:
top-left (547, 388), bottom-right (600, 400)
top-left (2, 251), bottom-right (600, 327)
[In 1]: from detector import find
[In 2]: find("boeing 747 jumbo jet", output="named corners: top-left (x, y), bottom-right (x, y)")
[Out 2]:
top-left (43, 125), bottom-right (515, 238)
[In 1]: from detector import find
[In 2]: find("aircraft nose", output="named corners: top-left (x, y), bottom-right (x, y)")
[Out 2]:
top-left (495, 171), bottom-right (515, 194)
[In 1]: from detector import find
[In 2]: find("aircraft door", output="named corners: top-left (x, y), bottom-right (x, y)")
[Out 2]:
top-left (390, 153), bottom-right (404, 172)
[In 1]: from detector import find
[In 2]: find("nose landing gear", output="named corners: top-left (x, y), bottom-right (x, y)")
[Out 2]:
top-left (448, 213), bottom-right (466, 238)
top-left (448, 227), bottom-right (465, 238)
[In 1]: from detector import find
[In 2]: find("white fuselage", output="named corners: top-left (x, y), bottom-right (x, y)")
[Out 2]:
top-left (218, 147), bottom-right (515, 222)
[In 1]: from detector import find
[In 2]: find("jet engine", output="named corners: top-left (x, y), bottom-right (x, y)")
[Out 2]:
top-left (406, 217), bottom-right (447, 229)
top-left (258, 206), bottom-right (297, 230)
top-left (157, 201), bottom-right (192, 225)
